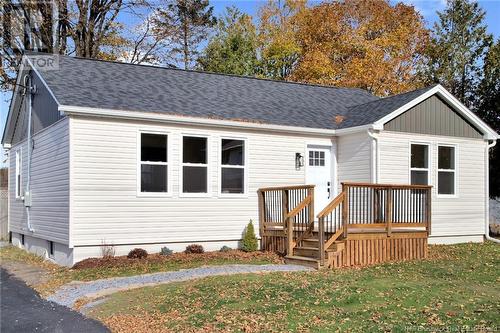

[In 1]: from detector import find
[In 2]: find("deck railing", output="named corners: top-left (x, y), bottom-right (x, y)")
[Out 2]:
top-left (317, 182), bottom-right (432, 265)
top-left (258, 182), bottom-right (432, 262)
top-left (258, 185), bottom-right (314, 255)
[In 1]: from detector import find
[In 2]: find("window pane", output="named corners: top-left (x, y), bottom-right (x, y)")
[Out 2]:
top-left (141, 134), bottom-right (167, 162)
top-left (411, 144), bottom-right (428, 168)
top-left (438, 146), bottom-right (455, 170)
top-left (183, 166), bottom-right (207, 193)
top-left (141, 164), bottom-right (167, 192)
top-left (183, 137), bottom-right (207, 164)
top-left (222, 139), bottom-right (244, 166)
top-left (438, 171), bottom-right (455, 195)
top-left (411, 170), bottom-right (428, 185)
top-left (221, 168), bottom-right (244, 193)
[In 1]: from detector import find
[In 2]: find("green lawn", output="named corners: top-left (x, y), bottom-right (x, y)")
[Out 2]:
top-left (88, 242), bottom-right (500, 333)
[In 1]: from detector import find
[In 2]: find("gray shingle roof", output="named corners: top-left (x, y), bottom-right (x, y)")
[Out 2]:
top-left (34, 54), bottom-right (434, 130)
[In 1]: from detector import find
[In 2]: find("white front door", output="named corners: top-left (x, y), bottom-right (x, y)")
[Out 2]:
top-left (306, 146), bottom-right (332, 216)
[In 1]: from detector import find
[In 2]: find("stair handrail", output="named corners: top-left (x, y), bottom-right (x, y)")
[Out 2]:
top-left (285, 187), bottom-right (315, 255)
top-left (316, 190), bottom-right (347, 266)
top-left (257, 185), bottom-right (315, 255)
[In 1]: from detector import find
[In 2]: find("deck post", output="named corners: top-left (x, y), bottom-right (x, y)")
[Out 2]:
top-left (342, 183), bottom-right (349, 238)
top-left (318, 217), bottom-right (325, 266)
top-left (426, 187), bottom-right (432, 236)
top-left (282, 190), bottom-right (292, 255)
top-left (386, 187), bottom-right (393, 237)
top-left (308, 187), bottom-right (314, 226)
top-left (257, 190), bottom-right (265, 250)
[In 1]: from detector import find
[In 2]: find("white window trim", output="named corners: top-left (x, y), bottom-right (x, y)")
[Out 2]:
top-left (436, 143), bottom-right (458, 198)
top-left (218, 136), bottom-right (248, 198)
top-left (409, 141), bottom-right (431, 187)
top-left (180, 134), bottom-right (211, 197)
top-left (137, 130), bottom-right (172, 197)
top-left (15, 148), bottom-right (22, 199)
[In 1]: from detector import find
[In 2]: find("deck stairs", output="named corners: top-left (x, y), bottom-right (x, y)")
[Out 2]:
top-left (284, 230), bottom-right (345, 269)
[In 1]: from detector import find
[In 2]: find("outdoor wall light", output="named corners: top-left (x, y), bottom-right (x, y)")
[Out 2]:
top-left (295, 153), bottom-right (304, 169)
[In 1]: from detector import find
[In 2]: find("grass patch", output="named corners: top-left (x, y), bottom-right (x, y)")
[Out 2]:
top-left (87, 242), bottom-right (500, 332)
top-left (0, 246), bottom-right (282, 295)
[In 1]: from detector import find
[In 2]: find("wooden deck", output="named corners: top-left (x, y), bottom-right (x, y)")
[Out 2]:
top-left (258, 182), bottom-right (432, 269)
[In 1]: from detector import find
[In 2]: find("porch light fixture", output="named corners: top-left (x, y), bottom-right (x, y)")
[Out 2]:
top-left (295, 153), bottom-right (304, 169)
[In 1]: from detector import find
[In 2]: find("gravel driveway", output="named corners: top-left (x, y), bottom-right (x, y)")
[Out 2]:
top-left (48, 264), bottom-right (311, 308)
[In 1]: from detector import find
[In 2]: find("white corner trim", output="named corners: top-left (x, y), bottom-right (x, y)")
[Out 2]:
top-left (373, 84), bottom-right (499, 140)
top-left (59, 105), bottom-right (337, 137)
top-left (334, 124), bottom-right (377, 135)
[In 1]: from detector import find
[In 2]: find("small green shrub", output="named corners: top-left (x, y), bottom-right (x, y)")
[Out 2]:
top-left (127, 248), bottom-right (148, 259)
top-left (241, 220), bottom-right (258, 252)
top-left (185, 244), bottom-right (204, 254)
top-left (160, 247), bottom-right (173, 256)
top-left (220, 245), bottom-right (232, 252)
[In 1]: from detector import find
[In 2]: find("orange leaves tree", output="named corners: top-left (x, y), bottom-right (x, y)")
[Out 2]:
top-left (290, 0), bottom-right (430, 96)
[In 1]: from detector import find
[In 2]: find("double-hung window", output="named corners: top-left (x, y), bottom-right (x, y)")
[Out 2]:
top-left (437, 145), bottom-right (456, 195)
top-left (220, 138), bottom-right (245, 194)
top-left (15, 149), bottom-right (22, 198)
top-left (182, 136), bottom-right (208, 194)
top-left (140, 133), bottom-right (168, 193)
top-left (410, 143), bottom-right (429, 185)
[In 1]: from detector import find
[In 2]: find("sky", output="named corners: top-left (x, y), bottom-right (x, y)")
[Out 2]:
top-left (1, 0), bottom-right (500, 166)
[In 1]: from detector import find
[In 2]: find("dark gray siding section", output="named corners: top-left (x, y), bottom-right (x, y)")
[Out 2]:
top-left (10, 71), bottom-right (62, 145)
top-left (384, 95), bottom-right (483, 138)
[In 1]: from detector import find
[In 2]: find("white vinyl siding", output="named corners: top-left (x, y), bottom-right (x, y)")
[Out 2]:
top-left (337, 131), bottom-right (372, 190)
top-left (15, 149), bottom-right (22, 198)
top-left (69, 116), bottom-right (333, 246)
top-left (378, 131), bottom-right (486, 238)
top-left (8, 118), bottom-right (70, 244)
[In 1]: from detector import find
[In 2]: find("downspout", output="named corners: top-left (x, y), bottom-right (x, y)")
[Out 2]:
top-left (23, 74), bottom-right (35, 232)
top-left (485, 140), bottom-right (499, 243)
top-left (367, 129), bottom-right (379, 183)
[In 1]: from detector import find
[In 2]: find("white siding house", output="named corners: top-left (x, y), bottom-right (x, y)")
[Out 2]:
top-left (2, 54), bottom-right (498, 266)
top-left (377, 131), bottom-right (487, 243)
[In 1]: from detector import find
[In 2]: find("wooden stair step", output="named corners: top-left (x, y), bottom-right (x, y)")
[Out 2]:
top-left (301, 238), bottom-right (320, 247)
top-left (284, 255), bottom-right (321, 269)
top-left (294, 246), bottom-right (319, 257)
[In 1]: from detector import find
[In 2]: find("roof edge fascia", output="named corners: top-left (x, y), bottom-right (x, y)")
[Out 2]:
top-left (58, 105), bottom-right (340, 137)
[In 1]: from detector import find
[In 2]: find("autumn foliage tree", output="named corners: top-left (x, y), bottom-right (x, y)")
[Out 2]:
top-left (257, 0), bottom-right (305, 80)
top-left (290, 0), bottom-right (429, 96)
top-left (153, 0), bottom-right (217, 69)
top-left (197, 6), bottom-right (258, 75)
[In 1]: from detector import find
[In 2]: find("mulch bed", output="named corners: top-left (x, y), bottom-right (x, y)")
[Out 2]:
top-left (72, 250), bottom-right (283, 270)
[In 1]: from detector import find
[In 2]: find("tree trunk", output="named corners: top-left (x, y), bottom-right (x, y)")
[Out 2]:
top-left (183, 20), bottom-right (189, 70)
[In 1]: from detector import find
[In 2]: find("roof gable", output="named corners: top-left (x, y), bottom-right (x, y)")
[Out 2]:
top-left (384, 94), bottom-right (483, 139)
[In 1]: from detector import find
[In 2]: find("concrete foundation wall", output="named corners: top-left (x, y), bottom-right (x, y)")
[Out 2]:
top-left (11, 232), bottom-right (73, 266)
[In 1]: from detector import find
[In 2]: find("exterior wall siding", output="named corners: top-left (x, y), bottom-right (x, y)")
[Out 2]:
top-left (10, 71), bottom-right (62, 145)
top-left (384, 95), bottom-right (482, 139)
top-left (8, 118), bottom-right (70, 244)
top-left (337, 131), bottom-right (372, 190)
top-left (70, 116), bottom-right (333, 248)
top-left (378, 131), bottom-right (486, 239)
